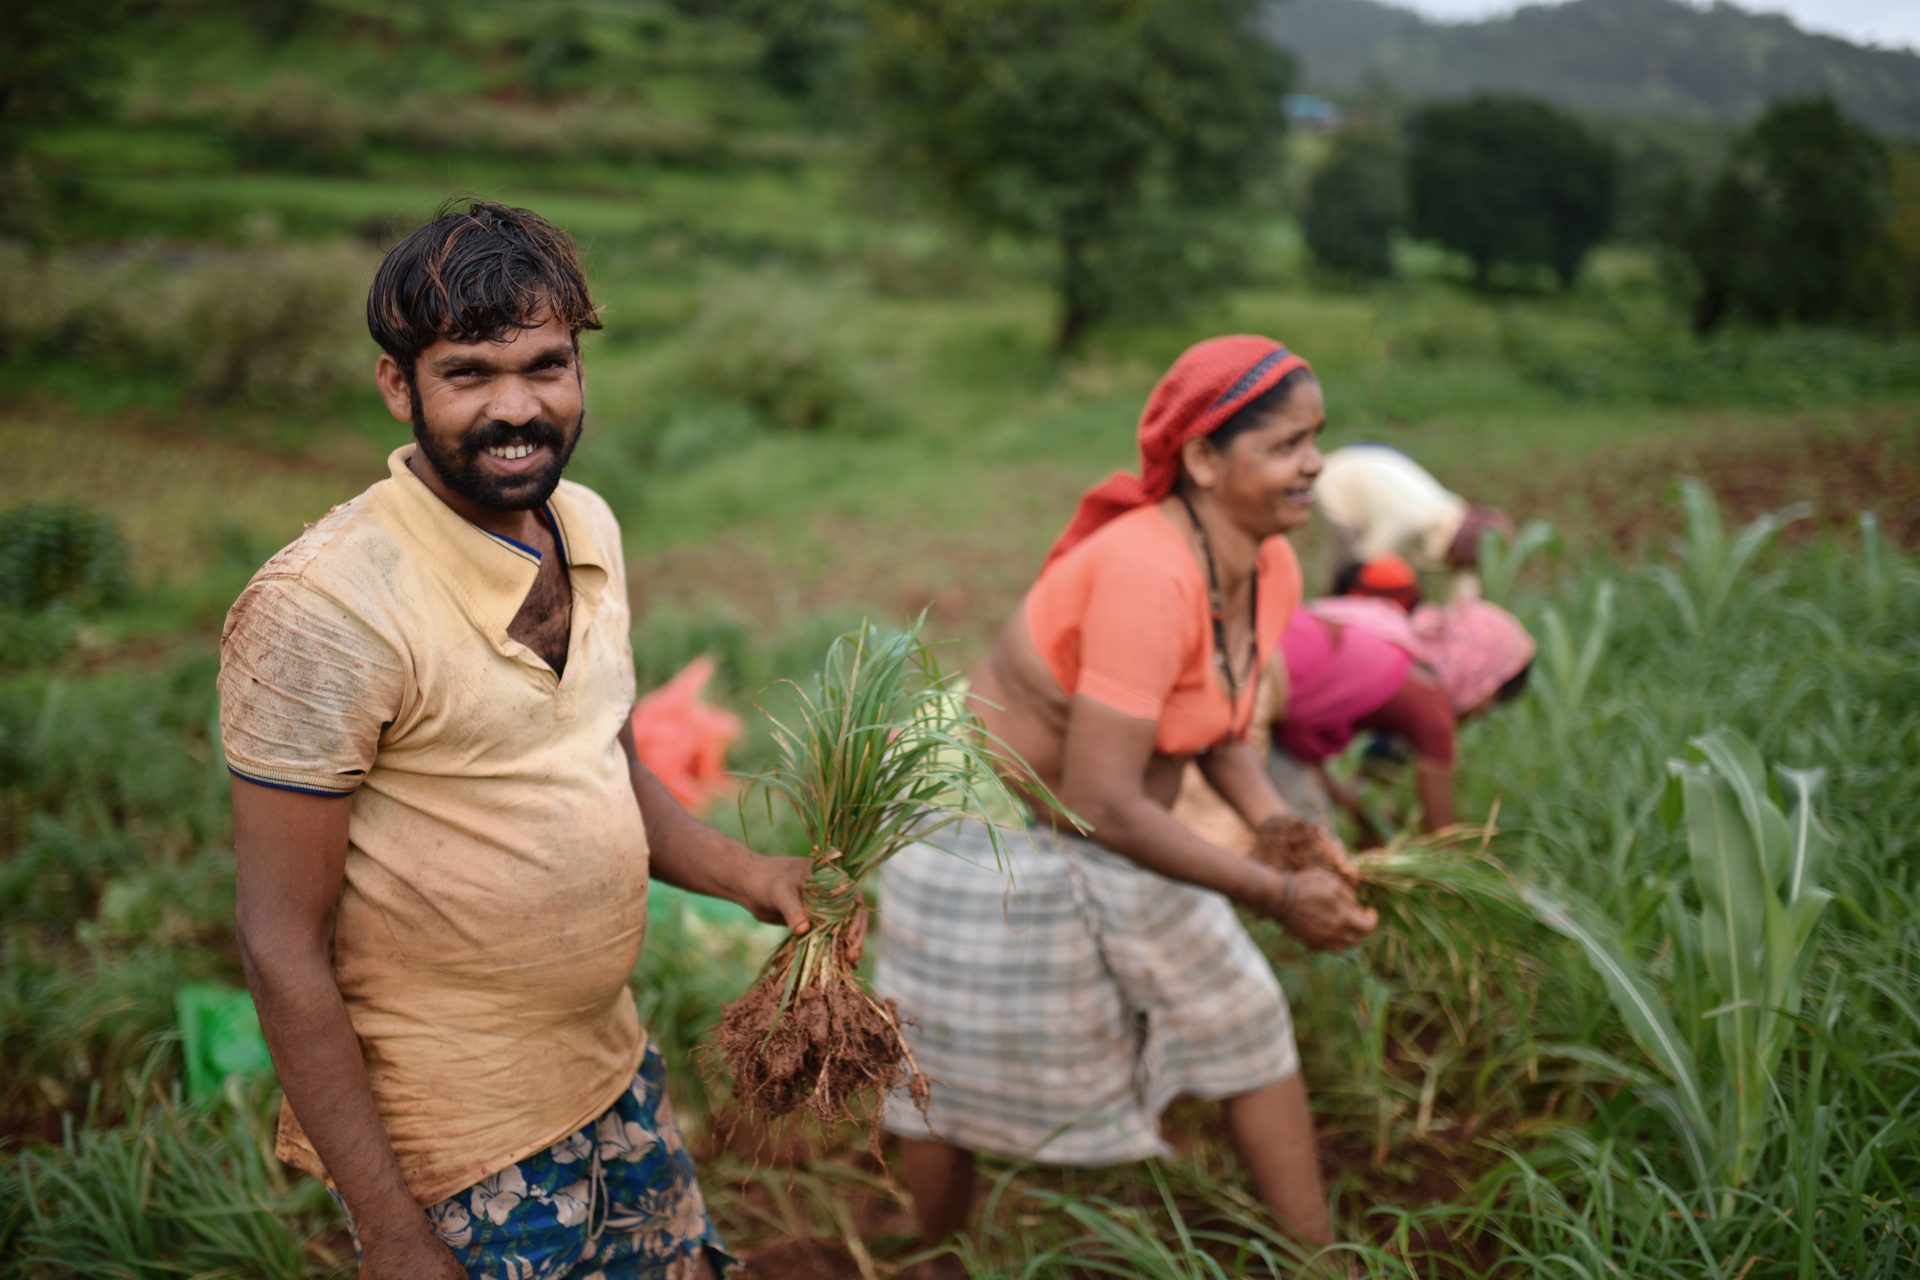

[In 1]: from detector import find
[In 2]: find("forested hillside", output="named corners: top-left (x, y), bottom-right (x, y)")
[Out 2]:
top-left (1264, 0), bottom-right (1920, 133)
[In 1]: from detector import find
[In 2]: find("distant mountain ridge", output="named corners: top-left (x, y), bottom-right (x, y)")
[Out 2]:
top-left (1261, 0), bottom-right (1920, 134)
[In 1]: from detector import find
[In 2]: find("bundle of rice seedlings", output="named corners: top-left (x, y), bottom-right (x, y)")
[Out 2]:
top-left (715, 618), bottom-right (1056, 1138)
top-left (1253, 811), bottom-right (1535, 988)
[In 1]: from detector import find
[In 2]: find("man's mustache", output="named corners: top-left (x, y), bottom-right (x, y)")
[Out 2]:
top-left (463, 419), bottom-right (567, 455)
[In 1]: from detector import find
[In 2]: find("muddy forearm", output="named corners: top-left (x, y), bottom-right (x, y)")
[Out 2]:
top-left (1077, 791), bottom-right (1289, 913)
top-left (1197, 741), bottom-right (1287, 830)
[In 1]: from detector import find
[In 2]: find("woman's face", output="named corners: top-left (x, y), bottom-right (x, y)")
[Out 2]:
top-left (1208, 379), bottom-right (1327, 538)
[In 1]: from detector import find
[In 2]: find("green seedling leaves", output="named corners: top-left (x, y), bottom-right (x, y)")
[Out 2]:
top-left (1523, 884), bottom-right (1712, 1141)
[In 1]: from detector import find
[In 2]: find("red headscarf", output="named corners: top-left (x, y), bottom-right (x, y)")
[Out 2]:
top-left (1044, 335), bottom-right (1313, 567)
top-left (1347, 554), bottom-right (1422, 612)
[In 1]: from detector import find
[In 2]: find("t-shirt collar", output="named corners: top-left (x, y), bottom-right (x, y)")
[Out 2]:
top-left (381, 445), bottom-right (608, 640)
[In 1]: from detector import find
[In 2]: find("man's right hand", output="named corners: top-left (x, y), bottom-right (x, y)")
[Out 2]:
top-left (358, 1224), bottom-right (468, 1279)
top-left (1263, 867), bottom-right (1377, 951)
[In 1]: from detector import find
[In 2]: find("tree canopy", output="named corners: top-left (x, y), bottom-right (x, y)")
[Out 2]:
top-left (1406, 94), bottom-right (1616, 289)
top-left (1665, 97), bottom-right (1897, 334)
top-left (861, 0), bottom-right (1290, 353)
top-left (1304, 131), bottom-right (1405, 279)
top-left (2, 0), bottom-right (125, 161)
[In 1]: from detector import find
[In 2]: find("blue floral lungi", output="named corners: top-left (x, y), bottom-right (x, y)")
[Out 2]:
top-left (340, 1043), bottom-right (738, 1279)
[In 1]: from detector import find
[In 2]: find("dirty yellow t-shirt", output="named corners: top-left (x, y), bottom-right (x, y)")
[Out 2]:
top-left (218, 445), bottom-right (649, 1206)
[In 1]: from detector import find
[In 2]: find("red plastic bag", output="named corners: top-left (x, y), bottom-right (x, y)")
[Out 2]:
top-left (629, 656), bottom-right (743, 813)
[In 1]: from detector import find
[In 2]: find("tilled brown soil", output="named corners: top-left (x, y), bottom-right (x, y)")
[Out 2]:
top-left (1497, 417), bottom-right (1920, 556)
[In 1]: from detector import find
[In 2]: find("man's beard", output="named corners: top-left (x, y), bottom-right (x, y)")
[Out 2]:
top-left (409, 382), bottom-right (583, 513)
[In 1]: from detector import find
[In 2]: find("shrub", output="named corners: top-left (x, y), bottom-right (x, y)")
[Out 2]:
top-left (1304, 132), bottom-right (1405, 279)
top-left (168, 244), bottom-right (374, 406)
top-left (225, 75), bottom-right (371, 175)
top-left (660, 274), bottom-right (891, 433)
top-left (0, 503), bottom-right (130, 612)
top-left (509, 3), bottom-right (599, 100)
top-left (0, 240), bottom-right (374, 409)
top-left (385, 93), bottom-right (722, 168)
top-left (648, 398), bottom-right (765, 472)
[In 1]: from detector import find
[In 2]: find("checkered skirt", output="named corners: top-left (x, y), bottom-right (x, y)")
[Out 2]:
top-left (874, 819), bottom-right (1299, 1165)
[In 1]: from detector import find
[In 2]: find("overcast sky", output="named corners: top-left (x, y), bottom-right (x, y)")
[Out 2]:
top-left (1389, 0), bottom-right (1920, 52)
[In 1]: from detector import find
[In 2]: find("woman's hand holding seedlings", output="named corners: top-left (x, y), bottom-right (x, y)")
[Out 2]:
top-left (1254, 815), bottom-right (1362, 887)
top-left (1261, 866), bottom-right (1376, 951)
top-left (1318, 830), bottom-right (1362, 887)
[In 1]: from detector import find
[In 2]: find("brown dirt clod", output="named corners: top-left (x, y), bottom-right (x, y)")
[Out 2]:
top-left (1250, 814), bottom-right (1326, 874)
top-left (717, 955), bottom-right (929, 1155)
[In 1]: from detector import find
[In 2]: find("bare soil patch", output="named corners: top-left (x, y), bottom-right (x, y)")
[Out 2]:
top-left (1498, 414), bottom-right (1919, 556)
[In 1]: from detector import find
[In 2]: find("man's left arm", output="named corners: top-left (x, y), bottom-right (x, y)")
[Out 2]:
top-left (618, 719), bottom-right (812, 932)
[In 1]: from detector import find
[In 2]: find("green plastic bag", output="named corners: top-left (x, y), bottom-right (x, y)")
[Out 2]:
top-left (647, 879), bottom-right (760, 928)
top-left (175, 983), bottom-right (272, 1100)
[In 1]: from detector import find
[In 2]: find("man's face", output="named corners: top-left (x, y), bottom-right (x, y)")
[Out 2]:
top-left (380, 310), bottom-right (586, 515)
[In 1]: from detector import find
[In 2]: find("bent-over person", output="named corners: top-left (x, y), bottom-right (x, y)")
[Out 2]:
top-left (1313, 444), bottom-right (1512, 601)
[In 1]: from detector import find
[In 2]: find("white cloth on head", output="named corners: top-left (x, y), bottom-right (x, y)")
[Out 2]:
top-left (1313, 445), bottom-right (1471, 572)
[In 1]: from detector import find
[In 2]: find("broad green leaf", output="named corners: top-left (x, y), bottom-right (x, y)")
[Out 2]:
top-left (1721, 502), bottom-right (1810, 605)
top-left (1676, 757), bottom-right (1764, 1149)
top-left (1522, 885), bottom-right (1711, 1138)
top-left (1775, 765), bottom-right (1833, 900)
top-left (1646, 564), bottom-right (1703, 635)
top-left (1691, 728), bottom-right (1790, 891)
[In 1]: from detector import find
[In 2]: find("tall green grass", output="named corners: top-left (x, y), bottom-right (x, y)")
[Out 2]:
top-left (5, 420), bottom-right (1916, 1280)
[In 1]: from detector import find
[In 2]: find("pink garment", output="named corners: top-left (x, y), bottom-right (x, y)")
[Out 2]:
top-left (1308, 595), bottom-right (1422, 656)
top-left (1274, 611), bottom-right (1414, 764)
top-left (1307, 596), bottom-right (1534, 715)
top-left (1413, 599), bottom-right (1536, 713)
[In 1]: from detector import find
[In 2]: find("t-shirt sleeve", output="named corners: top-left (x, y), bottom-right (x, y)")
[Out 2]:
top-left (218, 576), bottom-right (405, 796)
top-left (1072, 552), bottom-right (1195, 722)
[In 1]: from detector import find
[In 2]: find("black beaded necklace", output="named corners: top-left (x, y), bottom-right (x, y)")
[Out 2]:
top-left (1176, 490), bottom-right (1259, 739)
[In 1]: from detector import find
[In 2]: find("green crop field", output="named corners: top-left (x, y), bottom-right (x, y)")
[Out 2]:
top-left (3, 3), bottom-right (1918, 1277)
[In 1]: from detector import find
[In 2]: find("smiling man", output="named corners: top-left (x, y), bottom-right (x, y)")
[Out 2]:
top-left (218, 201), bottom-right (805, 1279)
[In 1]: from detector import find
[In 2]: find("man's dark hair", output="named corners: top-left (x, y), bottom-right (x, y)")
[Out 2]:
top-left (367, 199), bottom-right (601, 379)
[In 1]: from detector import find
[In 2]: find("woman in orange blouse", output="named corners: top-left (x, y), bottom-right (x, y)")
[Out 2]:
top-left (874, 336), bottom-right (1377, 1268)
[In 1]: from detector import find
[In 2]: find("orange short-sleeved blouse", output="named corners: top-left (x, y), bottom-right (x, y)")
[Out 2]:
top-left (1024, 504), bottom-right (1302, 756)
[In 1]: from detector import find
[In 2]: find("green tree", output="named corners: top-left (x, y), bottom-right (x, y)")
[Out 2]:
top-left (1303, 131), bottom-right (1405, 279)
top-left (861, 0), bottom-right (1290, 354)
top-left (733, 0), bottom-right (858, 100)
top-left (1667, 97), bottom-right (1897, 334)
top-left (1892, 147), bottom-right (1920, 326)
top-left (516, 5), bottom-right (597, 101)
top-left (1, 0), bottom-right (125, 162)
top-left (1406, 95), bottom-right (1616, 289)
